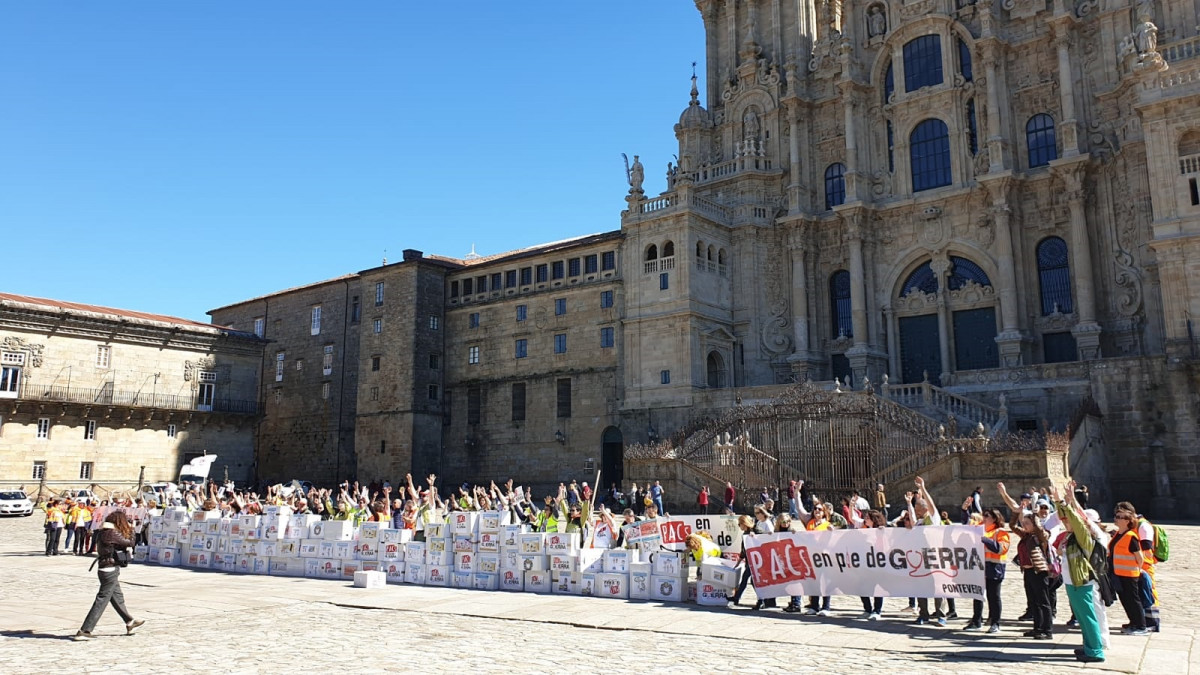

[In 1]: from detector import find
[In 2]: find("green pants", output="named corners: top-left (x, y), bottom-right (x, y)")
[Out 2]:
top-left (1065, 582), bottom-right (1104, 660)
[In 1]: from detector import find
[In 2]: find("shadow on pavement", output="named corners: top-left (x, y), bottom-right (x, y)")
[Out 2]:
top-left (0, 630), bottom-right (76, 641)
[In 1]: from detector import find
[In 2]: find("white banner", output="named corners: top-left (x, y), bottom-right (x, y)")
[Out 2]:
top-left (658, 515), bottom-right (743, 555)
top-left (744, 526), bottom-right (986, 601)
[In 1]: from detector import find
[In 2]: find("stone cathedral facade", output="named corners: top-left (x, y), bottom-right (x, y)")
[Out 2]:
top-left (213, 0), bottom-right (1200, 517)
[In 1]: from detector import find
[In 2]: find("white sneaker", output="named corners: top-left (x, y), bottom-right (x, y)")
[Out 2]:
top-left (803, 607), bottom-right (818, 615)
top-left (869, 612), bottom-right (881, 621)
top-left (818, 609), bottom-right (832, 617)
top-left (860, 611), bottom-right (873, 619)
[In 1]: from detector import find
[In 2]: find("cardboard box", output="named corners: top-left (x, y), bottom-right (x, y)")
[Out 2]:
top-left (651, 551), bottom-right (687, 578)
top-left (204, 519), bottom-right (222, 536)
top-left (629, 567), bottom-right (652, 600)
top-left (405, 542), bottom-right (427, 562)
top-left (454, 551), bottom-right (476, 573)
top-left (696, 581), bottom-right (728, 605)
top-left (545, 532), bottom-right (579, 553)
top-left (603, 549), bottom-right (632, 574)
top-left (404, 562), bottom-right (426, 585)
top-left (260, 518), bottom-right (286, 540)
top-left (355, 541), bottom-right (378, 561)
top-left (551, 572), bottom-right (579, 595)
top-left (424, 550), bottom-right (453, 567)
top-left (253, 554), bottom-right (272, 574)
top-left (379, 528), bottom-right (408, 544)
top-left (449, 570), bottom-right (470, 588)
top-left (499, 567), bottom-right (524, 591)
top-left (288, 514), bottom-right (321, 537)
top-left (379, 542), bottom-right (405, 562)
top-left (500, 525), bottom-right (524, 548)
top-left (500, 549), bottom-right (521, 569)
top-left (549, 553), bottom-right (577, 573)
top-left (189, 536), bottom-right (207, 552)
top-left (476, 553), bottom-right (500, 574)
top-left (354, 570), bottom-right (387, 588)
top-left (519, 554), bottom-right (547, 572)
top-left (453, 537), bottom-right (475, 553)
top-left (299, 539), bottom-right (322, 558)
top-left (578, 549), bottom-right (605, 574)
top-left (597, 573), bottom-right (629, 599)
top-left (319, 559), bottom-right (343, 579)
top-left (451, 511), bottom-right (479, 536)
top-left (213, 552), bottom-right (236, 572)
top-left (232, 515), bottom-right (260, 538)
top-left (428, 538), bottom-right (448, 554)
top-left (477, 532), bottom-right (500, 553)
top-left (424, 522), bottom-right (448, 540)
top-left (276, 540), bottom-right (300, 558)
top-left (147, 546), bottom-right (162, 564)
top-left (524, 570), bottom-right (551, 593)
top-left (333, 541), bottom-right (355, 560)
top-left (234, 554), bottom-right (253, 574)
top-left (579, 572), bottom-right (597, 597)
top-left (304, 558), bottom-right (323, 578)
top-left (425, 564), bottom-right (450, 587)
top-left (160, 548), bottom-right (181, 566)
top-left (263, 504), bottom-right (293, 518)
top-left (219, 519), bottom-right (232, 537)
top-left (478, 511), bottom-right (503, 533)
top-left (360, 560), bottom-right (381, 572)
top-left (340, 562), bottom-right (361, 580)
top-left (473, 573), bottom-right (499, 591)
top-left (184, 551), bottom-right (207, 568)
top-left (358, 522), bottom-right (385, 541)
top-left (518, 533), bottom-right (545, 555)
top-left (322, 520), bottom-right (356, 541)
top-left (257, 541), bottom-right (280, 558)
top-left (132, 545), bottom-right (148, 562)
top-left (384, 561), bottom-right (406, 582)
top-left (318, 541), bottom-right (336, 559)
top-left (650, 575), bottom-right (685, 602)
top-left (700, 558), bottom-right (740, 589)
top-left (163, 507), bottom-right (189, 523)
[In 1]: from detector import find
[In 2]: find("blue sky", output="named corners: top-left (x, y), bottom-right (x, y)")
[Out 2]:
top-left (0, 2), bottom-right (704, 321)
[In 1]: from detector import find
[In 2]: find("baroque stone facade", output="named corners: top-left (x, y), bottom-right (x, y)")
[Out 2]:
top-left (0, 293), bottom-right (263, 491)
top-left (212, 0), bottom-right (1200, 516)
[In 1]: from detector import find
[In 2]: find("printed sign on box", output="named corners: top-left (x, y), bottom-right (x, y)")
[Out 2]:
top-left (473, 573), bottom-right (499, 591)
top-left (320, 559), bottom-right (342, 579)
top-left (334, 541), bottom-right (355, 560)
top-left (518, 533), bottom-right (545, 555)
top-left (379, 542), bottom-right (405, 562)
top-left (476, 553), bottom-right (500, 574)
top-left (453, 537), bottom-right (474, 553)
top-left (478, 532), bottom-right (500, 553)
top-left (597, 573), bottom-right (629, 599)
top-left (385, 562), bottom-right (406, 582)
top-left (603, 549), bottom-right (632, 574)
top-left (501, 549), bottom-right (520, 569)
top-left (454, 551), bottom-right (476, 573)
top-left (650, 575), bottom-right (684, 602)
top-left (404, 562), bottom-right (427, 585)
top-left (501, 525), bottom-right (524, 548)
top-left (356, 541), bottom-right (378, 560)
top-left (425, 523), bottom-right (448, 540)
top-left (451, 571), bottom-right (472, 588)
top-left (524, 570), bottom-right (551, 593)
top-left (651, 551), bottom-right (686, 578)
top-left (545, 532), bottom-right (579, 552)
top-left (319, 541), bottom-right (336, 559)
top-left (697, 581), bottom-right (727, 605)
top-left (629, 568), bottom-right (651, 600)
top-left (700, 558), bottom-right (739, 588)
top-left (300, 539), bottom-right (321, 557)
top-left (452, 512), bottom-right (478, 536)
top-left (425, 550), bottom-right (453, 567)
top-left (358, 522), bottom-right (384, 541)
top-left (549, 553), bottom-right (577, 573)
top-left (425, 565), bottom-right (450, 587)
top-left (579, 573), bottom-right (597, 596)
top-left (479, 511), bottom-right (502, 533)
top-left (405, 542), bottom-right (427, 562)
top-left (500, 568), bottom-right (524, 591)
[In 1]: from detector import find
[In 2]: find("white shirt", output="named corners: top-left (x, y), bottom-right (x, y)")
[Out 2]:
top-left (854, 496), bottom-right (870, 512)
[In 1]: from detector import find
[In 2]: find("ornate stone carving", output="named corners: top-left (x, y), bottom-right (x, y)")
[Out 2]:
top-left (760, 234), bottom-right (794, 357)
top-left (184, 357), bottom-right (216, 382)
top-left (866, 3), bottom-right (888, 38)
top-left (900, 290), bottom-right (939, 310)
top-left (1002, 0), bottom-right (1045, 20)
top-left (1113, 250), bottom-right (1143, 318)
top-left (1, 336), bottom-right (44, 367)
top-left (948, 280), bottom-right (997, 305)
top-left (1035, 310), bottom-right (1076, 331)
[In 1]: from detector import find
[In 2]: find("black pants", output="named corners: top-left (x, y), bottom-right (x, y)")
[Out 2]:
top-left (44, 527), bottom-right (62, 555)
top-left (733, 566), bottom-right (775, 606)
top-left (81, 568), bottom-right (134, 633)
top-left (74, 527), bottom-right (91, 555)
top-left (1022, 569), bottom-right (1052, 633)
top-left (861, 596), bottom-right (883, 613)
top-left (806, 596), bottom-right (830, 611)
top-left (971, 576), bottom-right (1003, 625)
top-left (1116, 575), bottom-right (1146, 630)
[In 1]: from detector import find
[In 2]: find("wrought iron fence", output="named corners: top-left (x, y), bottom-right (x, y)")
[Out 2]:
top-left (17, 383), bottom-right (257, 415)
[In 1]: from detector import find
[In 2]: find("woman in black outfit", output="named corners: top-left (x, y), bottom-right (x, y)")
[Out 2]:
top-left (75, 511), bottom-right (144, 640)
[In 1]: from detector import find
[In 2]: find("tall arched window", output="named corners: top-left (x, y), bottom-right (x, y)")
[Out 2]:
top-left (830, 270), bottom-right (853, 338)
top-left (1037, 237), bottom-right (1073, 315)
top-left (1026, 114), bottom-right (1057, 168)
top-left (695, 241), bottom-right (704, 258)
top-left (966, 99), bottom-right (978, 155)
top-left (645, 244), bottom-right (658, 261)
top-left (958, 38), bottom-right (973, 82)
top-left (910, 119), bottom-right (952, 192)
top-left (947, 256), bottom-right (992, 290)
top-left (663, 241), bottom-right (675, 257)
top-left (903, 35), bottom-right (943, 92)
top-left (825, 163), bottom-right (846, 210)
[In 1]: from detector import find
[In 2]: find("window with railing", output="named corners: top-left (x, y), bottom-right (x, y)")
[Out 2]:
top-left (1037, 237), bottom-right (1073, 315)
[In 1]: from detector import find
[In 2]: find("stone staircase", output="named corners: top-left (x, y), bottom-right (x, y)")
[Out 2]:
top-left (879, 377), bottom-right (1009, 436)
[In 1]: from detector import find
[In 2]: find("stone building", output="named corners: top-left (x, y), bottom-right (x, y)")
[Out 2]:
top-left (0, 293), bottom-right (263, 492)
top-left (213, 0), bottom-right (1200, 515)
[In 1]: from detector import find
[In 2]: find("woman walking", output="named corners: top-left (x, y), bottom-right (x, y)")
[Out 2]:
top-left (1016, 513), bottom-right (1054, 639)
top-left (75, 511), bottom-right (144, 640)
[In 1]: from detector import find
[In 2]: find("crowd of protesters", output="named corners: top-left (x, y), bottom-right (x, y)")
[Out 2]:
top-left (37, 470), bottom-right (1165, 665)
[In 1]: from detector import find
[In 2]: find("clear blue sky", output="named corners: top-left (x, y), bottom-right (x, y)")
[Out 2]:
top-left (0, 2), bottom-right (704, 322)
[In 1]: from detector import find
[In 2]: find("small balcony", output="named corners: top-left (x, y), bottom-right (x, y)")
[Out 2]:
top-left (11, 383), bottom-right (258, 415)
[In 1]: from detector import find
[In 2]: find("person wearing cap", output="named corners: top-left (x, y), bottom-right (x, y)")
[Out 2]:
top-left (1050, 481), bottom-right (1110, 663)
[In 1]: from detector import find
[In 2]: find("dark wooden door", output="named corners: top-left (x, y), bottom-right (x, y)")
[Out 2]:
top-left (952, 308), bottom-right (999, 371)
top-left (899, 314), bottom-right (941, 384)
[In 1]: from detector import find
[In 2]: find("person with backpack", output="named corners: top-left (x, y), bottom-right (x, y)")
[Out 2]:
top-left (1051, 482), bottom-right (1111, 664)
top-left (1114, 501), bottom-right (1165, 632)
top-left (1109, 506), bottom-right (1150, 635)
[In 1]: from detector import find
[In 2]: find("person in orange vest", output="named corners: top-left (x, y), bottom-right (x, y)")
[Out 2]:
top-left (1109, 509), bottom-right (1149, 635)
top-left (73, 501), bottom-right (93, 555)
top-left (965, 507), bottom-right (1010, 633)
top-left (1115, 501), bottom-right (1160, 632)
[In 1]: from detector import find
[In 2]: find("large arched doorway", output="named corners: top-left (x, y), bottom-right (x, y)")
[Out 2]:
top-left (601, 426), bottom-right (624, 494)
top-left (706, 351), bottom-right (727, 388)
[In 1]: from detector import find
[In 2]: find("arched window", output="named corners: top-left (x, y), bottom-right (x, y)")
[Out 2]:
top-left (825, 163), bottom-right (846, 210)
top-left (645, 244), bottom-right (658, 261)
top-left (958, 38), bottom-right (973, 82)
top-left (696, 241), bottom-right (704, 258)
top-left (883, 61), bottom-right (894, 104)
top-left (1037, 237), bottom-right (1073, 315)
top-left (903, 35), bottom-right (943, 92)
top-left (718, 248), bottom-right (726, 265)
top-left (1026, 114), bottom-right (1057, 168)
top-left (966, 99), bottom-right (978, 155)
top-left (663, 241), bottom-right (675, 257)
top-left (830, 270), bottom-right (853, 338)
top-left (887, 121), bottom-right (895, 172)
top-left (708, 244), bottom-right (715, 261)
top-left (910, 119), bottom-right (952, 192)
top-left (948, 256), bottom-right (992, 289)
top-left (706, 351), bottom-right (727, 388)
top-left (901, 262), bottom-right (939, 296)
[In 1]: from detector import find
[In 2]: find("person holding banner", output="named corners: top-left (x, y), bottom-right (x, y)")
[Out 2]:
top-left (799, 504), bottom-right (833, 616)
top-left (911, 477), bottom-right (956, 626)
top-left (965, 508), bottom-right (1010, 633)
top-left (858, 510), bottom-right (887, 620)
top-left (729, 514), bottom-right (777, 609)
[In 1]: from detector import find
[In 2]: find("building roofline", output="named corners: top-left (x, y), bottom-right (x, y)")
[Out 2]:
top-left (0, 292), bottom-right (261, 340)
top-left (207, 274), bottom-right (360, 314)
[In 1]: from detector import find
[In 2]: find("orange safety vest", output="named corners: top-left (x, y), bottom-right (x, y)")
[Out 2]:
top-left (806, 519), bottom-right (831, 532)
top-left (984, 525), bottom-right (1010, 564)
top-left (1110, 530), bottom-right (1143, 578)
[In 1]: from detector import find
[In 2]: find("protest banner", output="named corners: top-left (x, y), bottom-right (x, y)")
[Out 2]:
top-left (621, 519), bottom-right (661, 545)
top-left (658, 515), bottom-right (742, 554)
top-left (744, 525), bottom-right (985, 601)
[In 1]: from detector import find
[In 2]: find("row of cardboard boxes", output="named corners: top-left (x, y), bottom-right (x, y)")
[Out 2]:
top-left (135, 546), bottom-right (735, 604)
top-left (157, 509), bottom-right (517, 542)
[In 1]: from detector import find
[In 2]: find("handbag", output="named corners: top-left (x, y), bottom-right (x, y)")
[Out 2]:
top-left (114, 549), bottom-right (131, 567)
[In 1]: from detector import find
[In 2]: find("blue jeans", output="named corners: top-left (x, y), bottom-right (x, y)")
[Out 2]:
top-left (1139, 570), bottom-right (1160, 629)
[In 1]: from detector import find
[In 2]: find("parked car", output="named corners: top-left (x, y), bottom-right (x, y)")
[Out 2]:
top-left (0, 491), bottom-right (34, 516)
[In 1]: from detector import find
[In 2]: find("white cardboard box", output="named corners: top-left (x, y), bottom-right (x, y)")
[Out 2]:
top-left (405, 542), bottom-right (427, 562)
top-left (355, 541), bottom-right (378, 560)
top-left (333, 541), bottom-right (355, 560)
top-left (384, 561), bottom-right (406, 582)
top-left (629, 567), bottom-right (652, 600)
top-left (404, 562), bottom-right (426, 584)
top-left (425, 564), bottom-right (450, 586)
top-left (453, 537), bottom-right (475, 553)
top-left (579, 572), bottom-right (597, 597)
top-left (322, 520), bottom-right (356, 541)
top-left (212, 552), bottom-right (236, 572)
top-left (451, 512), bottom-right (479, 536)
top-left (597, 573), bottom-right (629, 599)
top-left (425, 522), bottom-right (448, 540)
top-left (524, 570), bottom-right (551, 593)
top-left (696, 581), bottom-right (729, 605)
top-left (319, 559), bottom-right (343, 579)
top-left (476, 553), bottom-right (500, 574)
top-left (252, 555), bottom-right (271, 575)
top-left (518, 533), bottom-right (545, 555)
top-left (454, 551), bottom-right (477, 573)
top-left (549, 553), bottom-right (577, 573)
top-left (451, 571), bottom-right (472, 588)
top-left (378, 528), bottom-right (407, 544)
top-left (304, 558), bottom-right (323, 578)
top-left (160, 547), bottom-right (181, 566)
top-left (358, 522), bottom-right (385, 541)
top-left (473, 573), bottom-right (499, 591)
top-left (500, 549), bottom-right (521, 569)
top-left (578, 549), bottom-right (605, 574)
top-left (651, 551), bottom-right (687, 578)
top-left (519, 554), bottom-right (548, 572)
top-left (425, 550), bottom-right (453, 567)
top-left (545, 532), bottom-right (579, 553)
top-left (499, 567), bottom-right (525, 591)
top-left (340, 561), bottom-right (362, 580)
top-left (700, 558), bottom-right (740, 589)
top-left (603, 549), bottom-right (632, 573)
top-left (478, 511), bottom-right (503, 533)
top-left (477, 532), bottom-right (500, 553)
top-left (650, 575), bottom-right (685, 602)
top-left (379, 542), bottom-right (406, 562)
top-left (299, 539), bottom-right (322, 558)
top-left (360, 560), bottom-right (381, 572)
top-left (501, 525), bottom-right (525, 548)
top-left (354, 570), bottom-right (387, 589)
top-left (318, 541), bottom-right (336, 559)
top-left (276, 540), bottom-right (300, 558)
top-left (551, 572), bottom-right (579, 595)
top-left (309, 520), bottom-right (329, 539)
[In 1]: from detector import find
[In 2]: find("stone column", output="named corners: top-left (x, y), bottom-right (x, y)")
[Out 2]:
top-left (983, 176), bottom-right (1029, 365)
top-left (788, 102), bottom-right (803, 213)
top-left (980, 41), bottom-right (1008, 172)
top-left (1051, 19), bottom-right (1080, 156)
top-left (847, 215), bottom-right (869, 348)
top-left (1055, 161), bottom-right (1102, 358)
top-left (840, 80), bottom-right (859, 202)
top-left (702, 1), bottom-right (720, 110)
top-left (931, 255), bottom-right (953, 384)
top-left (789, 233), bottom-right (810, 354)
top-left (884, 306), bottom-right (899, 379)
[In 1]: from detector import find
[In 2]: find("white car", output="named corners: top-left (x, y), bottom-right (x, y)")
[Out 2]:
top-left (0, 491), bottom-right (34, 517)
